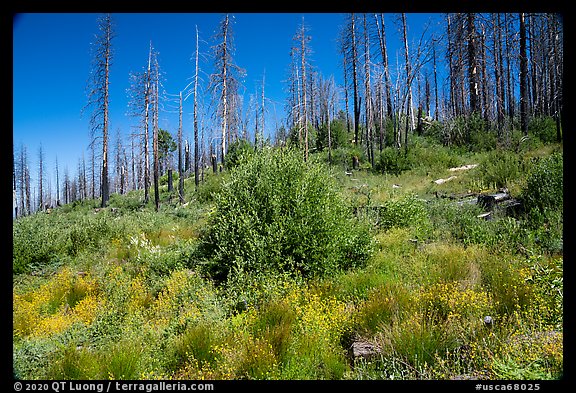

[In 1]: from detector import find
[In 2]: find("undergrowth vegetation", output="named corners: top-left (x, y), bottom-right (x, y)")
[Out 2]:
top-left (13, 130), bottom-right (563, 381)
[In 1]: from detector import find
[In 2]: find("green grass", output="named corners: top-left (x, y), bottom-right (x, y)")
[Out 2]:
top-left (13, 137), bottom-right (563, 380)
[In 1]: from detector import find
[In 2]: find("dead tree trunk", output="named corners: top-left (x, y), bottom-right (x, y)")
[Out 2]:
top-left (519, 12), bottom-right (529, 136)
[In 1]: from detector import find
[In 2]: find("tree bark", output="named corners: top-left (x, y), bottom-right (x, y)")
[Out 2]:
top-left (363, 14), bottom-right (375, 168)
top-left (100, 15), bottom-right (112, 208)
top-left (152, 49), bottom-right (160, 212)
top-left (178, 91), bottom-right (185, 204)
top-left (519, 12), bottom-right (529, 135)
top-left (466, 13), bottom-right (480, 115)
top-left (350, 13), bottom-right (361, 147)
top-left (193, 25), bottom-right (200, 191)
top-left (375, 13), bottom-right (394, 118)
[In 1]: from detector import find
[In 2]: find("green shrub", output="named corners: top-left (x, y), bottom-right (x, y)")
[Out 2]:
top-left (225, 139), bottom-right (254, 170)
top-left (409, 140), bottom-right (463, 170)
top-left (316, 118), bottom-right (349, 152)
top-left (168, 322), bottom-right (218, 371)
top-left (159, 170), bottom-right (179, 187)
top-left (356, 282), bottom-right (412, 335)
top-left (521, 153), bottom-right (563, 215)
top-left (479, 149), bottom-right (522, 189)
top-left (197, 147), bottom-right (373, 281)
top-left (377, 194), bottom-right (429, 232)
top-left (13, 213), bottom-right (70, 274)
top-left (529, 116), bottom-right (558, 144)
top-left (14, 339), bottom-right (58, 379)
top-left (250, 299), bottom-right (296, 363)
top-left (195, 172), bottom-right (229, 204)
top-left (374, 147), bottom-right (412, 176)
top-left (68, 216), bottom-right (115, 256)
top-left (46, 343), bottom-right (100, 379)
top-left (443, 114), bottom-right (496, 151)
top-left (103, 339), bottom-right (144, 379)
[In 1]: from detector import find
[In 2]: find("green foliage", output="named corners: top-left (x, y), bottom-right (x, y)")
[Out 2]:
top-left (13, 339), bottom-right (58, 379)
top-left (250, 299), bottom-right (296, 363)
top-left (529, 116), bottom-right (558, 144)
top-left (355, 282), bottom-right (412, 335)
top-left (168, 322), bottom-right (218, 371)
top-left (198, 147), bottom-right (373, 281)
top-left (158, 129), bottom-right (177, 161)
top-left (195, 172), bottom-right (229, 204)
top-left (422, 119), bottom-right (445, 141)
top-left (13, 214), bottom-right (69, 274)
top-left (316, 118), bottom-right (349, 152)
top-left (491, 356), bottom-right (552, 380)
top-left (225, 139), bottom-right (254, 170)
top-left (377, 194), bottom-right (429, 234)
top-left (428, 200), bottom-right (530, 252)
top-left (521, 153), bottom-right (563, 215)
top-left (408, 137), bottom-right (464, 170)
top-left (12, 132), bottom-right (563, 381)
top-left (443, 114), bottom-right (496, 151)
top-left (374, 147), bottom-right (412, 176)
top-left (159, 170), bottom-right (178, 187)
top-left (108, 191), bottom-right (145, 211)
top-left (519, 153), bottom-right (563, 253)
top-left (479, 149), bottom-right (522, 189)
top-left (45, 338), bottom-right (144, 379)
top-left (68, 216), bottom-right (115, 256)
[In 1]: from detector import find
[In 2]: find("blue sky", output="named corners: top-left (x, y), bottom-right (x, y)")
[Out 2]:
top-left (13, 12), bottom-right (441, 191)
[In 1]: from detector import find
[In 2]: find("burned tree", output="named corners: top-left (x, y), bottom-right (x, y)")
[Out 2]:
top-left (84, 13), bottom-right (115, 208)
top-left (210, 14), bottom-right (244, 166)
top-left (519, 12), bottom-right (529, 136)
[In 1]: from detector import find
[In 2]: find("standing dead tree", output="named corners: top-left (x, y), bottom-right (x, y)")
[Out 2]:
top-left (466, 13), bottom-right (480, 116)
top-left (150, 45), bottom-right (162, 212)
top-left (347, 14), bottom-right (361, 148)
top-left (374, 13), bottom-right (394, 121)
top-left (15, 143), bottom-right (31, 217)
top-left (293, 17), bottom-right (313, 161)
top-left (84, 13), bottom-right (115, 208)
top-left (362, 14), bottom-right (375, 167)
top-left (318, 74), bottom-right (338, 164)
top-left (210, 14), bottom-right (244, 167)
top-left (126, 41), bottom-right (159, 204)
top-left (37, 143), bottom-right (44, 211)
top-left (395, 14), bottom-right (433, 153)
top-left (193, 25), bottom-right (201, 191)
top-left (519, 12), bottom-right (529, 136)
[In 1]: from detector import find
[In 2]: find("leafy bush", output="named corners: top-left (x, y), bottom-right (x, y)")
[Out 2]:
top-left (167, 322), bottom-right (218, 371)
top-left (374, 147), bottom-right (412, 176)
top-left (159, 170), bottom-right (179, 187)
top-left (195, 172), bottom-right (229, 204)
top-left (225, 139), bottom-right (254, 170)
top-left (409, 138), bottom-right (463, 170)
top-left (521, 153), bottom-right (563, 215)
top-left (479, 149), bottom-right (522, 189)
top-left (68, 216), bottom-right (115, 256)
top-left (197, 147), bottom-right (373, 281)
top-left (316, 118), bottom-right (349, 152)
top-left (529, 116), bottom-right (559, 144)
top-left (442, 114), bottom-right (496, 151)
top-left (520, 153), bottom-right (563, 254)
top-left (377, 194), bottom-right (429, 233)
top-left (13, 213), bottom-right (71, 274)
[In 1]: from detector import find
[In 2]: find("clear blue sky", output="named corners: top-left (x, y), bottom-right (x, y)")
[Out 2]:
top-left (13, 12), bottom-right (440, 193)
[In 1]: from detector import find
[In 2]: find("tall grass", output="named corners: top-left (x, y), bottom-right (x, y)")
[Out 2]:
top-left (13, 140), bottom-right (562, 380)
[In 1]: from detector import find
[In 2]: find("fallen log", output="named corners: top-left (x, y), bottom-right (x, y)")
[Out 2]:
top-left (433, 175), bottom-right (457, 185)
top-left (435, 191), bottom-right (477, 200)
top-left (477, 192), bottom-right (511, 210)
top-left (448, 164), bottom-right (478, 172)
